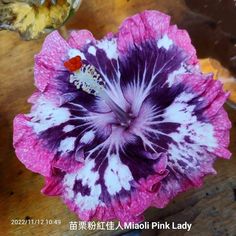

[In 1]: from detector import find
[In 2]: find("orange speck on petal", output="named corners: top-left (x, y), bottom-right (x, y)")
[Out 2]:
top-left (64, 56), bottom-right (83, 72)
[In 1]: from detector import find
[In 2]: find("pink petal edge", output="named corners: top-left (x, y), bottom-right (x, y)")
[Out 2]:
top-left (13, 114), bottom-right (54, 177)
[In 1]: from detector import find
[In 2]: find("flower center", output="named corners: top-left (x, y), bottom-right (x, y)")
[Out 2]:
top-left (69, 62), bottom-right (134, 127)
top-left (103, 93), bottom-right (135, 127)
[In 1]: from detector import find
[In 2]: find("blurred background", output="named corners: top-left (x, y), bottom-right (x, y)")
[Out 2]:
top-left (0, 0), bottom-right (236, 235)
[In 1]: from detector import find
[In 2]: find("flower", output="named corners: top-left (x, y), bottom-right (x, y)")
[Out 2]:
top-left (0, 0), bottom-right (82, 40)
top-left (13, 10), bottom-right (231, 223)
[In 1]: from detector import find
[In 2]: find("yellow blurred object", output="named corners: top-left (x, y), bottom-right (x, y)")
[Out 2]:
top-left (0, 0), bottom-right (82, 40)
top-left (200, 58), bottom-right (236, 105)
top-left (199, 58), bottom-right (218, 80)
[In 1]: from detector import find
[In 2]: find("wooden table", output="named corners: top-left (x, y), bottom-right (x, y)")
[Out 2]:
top-left (0, 0), bottom-right (236, 235)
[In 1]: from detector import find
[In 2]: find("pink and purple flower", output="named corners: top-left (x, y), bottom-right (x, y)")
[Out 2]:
top-left (13, 10), bottom-right (231, 223)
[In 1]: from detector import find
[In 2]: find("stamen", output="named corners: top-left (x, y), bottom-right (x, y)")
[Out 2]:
top-left (69, 64), bottom-right (105, 96)
top-left (69, 63), bottom-right (132, 126)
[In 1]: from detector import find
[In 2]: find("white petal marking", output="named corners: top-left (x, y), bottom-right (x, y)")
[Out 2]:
top-left (63, 159), bottom-right (104, 211)
top-left (166, 93), bottom-right (217, 149)
top-left (88, 46), bottom-right (96, 56)
top-left (104, 154), bottom-right (133, 195)
top-left (157, 34), bottom-right (173, 50)
top-left (68, 48), bottom-right (86, 60)
top-left (63, 125), bottom-right (75, 132)
top-left (167, 63), bottom-right (187, 86)
top-left (164, 102), bottom-right (197, 124)
top-left (28, 97), bottom-right (71, 134)
top-left (80, 130), bottom-right (95, 144)
top-left (97, 38), bottom-right (118, 60)
top-left (58, 137), bottom-right (76, 154)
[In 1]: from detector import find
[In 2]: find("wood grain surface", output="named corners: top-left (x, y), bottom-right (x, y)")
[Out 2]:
top-left (0, 0), bottom-right (236, 235)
